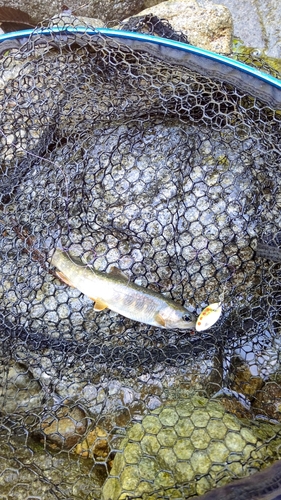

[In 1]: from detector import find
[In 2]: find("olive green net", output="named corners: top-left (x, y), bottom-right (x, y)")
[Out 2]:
top-left (1, 16), bottom-right (281, 500)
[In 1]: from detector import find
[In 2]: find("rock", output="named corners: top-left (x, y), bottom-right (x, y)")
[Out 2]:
top-left (4, 0), bottom-right (281, 60)
top-left (102, 394), bottom-right (281, 499)
top-left (252, 377), bottom-right (281, 421)
top-left (217, 396), bottom-right (253, 420)
top-left (257, 0), bottom-right (281, 58)
top-left (0, 433), bottom-right (106, 499)
top-left (0, 0), bottom-right (147, 26)
top-left (207, 0), bottom-right (281, 58)
top-left (36, 404), bottom-right (88, 450)
top-left (74, 426), bottom-right (110, 459)
top-left (0, 0), bottom-right (232, 54)
top-left (49, 12), bottom-right (105, 28)
top-left (228, 356), bottom-right (264, 399)
top-left (209, 0), bottom-right (264, 51)
top-left (131, 0), bottom-right (233, 54)
top-left (0, 362), bottom-right (43, 415)
top-left (143, 0), bottom-right (164, 7)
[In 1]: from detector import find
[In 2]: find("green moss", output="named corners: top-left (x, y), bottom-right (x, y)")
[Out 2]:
top-left (142, 415), bottom-right (162, 434)
top-left (157, 427), bottom-right (177, 447)
top-left (127, 422), bottom-right (144, 442)
top-left (123, 442), bottom-right (142, 464)
top-left (158, 407), bottom-right (179, 426)
top-left (232, 37), bottom-right (281, 78)
top-left (102, 394), bottom-right (281, 500)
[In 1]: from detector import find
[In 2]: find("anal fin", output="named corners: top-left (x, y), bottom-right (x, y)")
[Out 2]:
top-left (93, 298), bottom-right (108, 311)
top-left (56, 270), bottom-right (75, 288)
top-left (155, 312), bottom-right (166, 328)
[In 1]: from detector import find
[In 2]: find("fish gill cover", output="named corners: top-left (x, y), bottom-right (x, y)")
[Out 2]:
top-left (1, 13), bottom-right (281, 500)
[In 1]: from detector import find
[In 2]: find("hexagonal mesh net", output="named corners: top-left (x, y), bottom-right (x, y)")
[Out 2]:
top-left (1, 16), bottom-right (281, 500)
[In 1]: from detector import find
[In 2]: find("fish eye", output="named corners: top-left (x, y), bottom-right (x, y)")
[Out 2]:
top-left (182, 314), bottom-right (191, 322)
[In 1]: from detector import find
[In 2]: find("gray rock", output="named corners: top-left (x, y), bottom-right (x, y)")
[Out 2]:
top-left (0, 362), bottom-right (44, 415)
top-left (3, 0), bottom-right (281, 60)
top-left (201, 0), bottom-right (264, 50)
top-left (257, 0), bottom-right (281, 58)
top-left (49, 12), bottom-right (105, 28)
top-left (132, 0), bottom-right (233, 53)
top-left (0, 0), bottom-right (146, 25)
top-left (203, 0), bottom-right (281, 58)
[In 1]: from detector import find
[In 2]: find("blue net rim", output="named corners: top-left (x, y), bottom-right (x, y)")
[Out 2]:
top-left (1, 26), bottom-right (281, 108)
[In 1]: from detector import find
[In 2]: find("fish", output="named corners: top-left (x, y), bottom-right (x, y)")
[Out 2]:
top-left (51, 248), bottom-right (196, 330)
top-left (196, 302), bottom-right (222, 331)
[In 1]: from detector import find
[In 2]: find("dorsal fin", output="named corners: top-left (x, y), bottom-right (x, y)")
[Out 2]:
top-left (108, 266), bottom-right (128, 281)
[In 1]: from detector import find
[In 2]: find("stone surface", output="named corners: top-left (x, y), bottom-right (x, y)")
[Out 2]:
top-left (0, 434), bottom-right (106, 500)
top-left (252, 378), bottom-right (281, 421)
top-left (75, 426), bottom-right (110, 459)
top-left (36, 405), bottom-right (88, 450)
top-left (205, 0), bottom-right (281, 57)
top-left (229, 356), bottom-right (264, 399)
top-left (3, 0), bottom-right (281, 59)
top-left (134, 0), bottom-right (233, 53)
top-left (203, 0), bottom-right (264, 50)
top-left (0, 361), bottom-right (44, 415)
top-left (102, 394), bottom-right (281, 499)
top-left (0, 0), bottom-right (146, 24)
top-left (49, 13), bottom-right (105, 28)
top-left (257, 0), bottom-right (281, 57)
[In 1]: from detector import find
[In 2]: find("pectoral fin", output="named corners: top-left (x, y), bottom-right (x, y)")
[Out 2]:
top-left (93, 298), bottom-right (108, 311)
top-left (154, 313), bottom-right (166, 328)
top-left (56, 271), bottom-right (75, 288)
top-left (108, 266), bottom-right (128, 281)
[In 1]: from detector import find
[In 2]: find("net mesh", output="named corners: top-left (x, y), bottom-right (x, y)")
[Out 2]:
top-left (1, 16), bottom-right (281, 500)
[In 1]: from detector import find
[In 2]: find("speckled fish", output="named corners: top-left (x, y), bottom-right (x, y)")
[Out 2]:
top-left (196, 302), bottom-right (222, 331)
top-left (51, 248), bottom-right (195, 330)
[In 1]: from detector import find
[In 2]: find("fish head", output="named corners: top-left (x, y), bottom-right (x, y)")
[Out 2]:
top-left (159, 306), bottom-right (196, 330)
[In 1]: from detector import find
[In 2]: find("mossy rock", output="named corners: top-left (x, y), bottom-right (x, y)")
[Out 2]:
top-left (102, 394), bottom-right (281, 500)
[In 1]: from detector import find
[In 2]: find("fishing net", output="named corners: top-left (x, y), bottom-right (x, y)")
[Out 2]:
top-left (1, 15), bottom-right (281, 500)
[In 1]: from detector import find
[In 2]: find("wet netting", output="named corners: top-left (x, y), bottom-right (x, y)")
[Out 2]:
top-left (1, 15), bottom-right (281, 500)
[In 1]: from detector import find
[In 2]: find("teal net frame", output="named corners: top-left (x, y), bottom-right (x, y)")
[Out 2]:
top-left (1, 26), bottom-right (281, 107)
